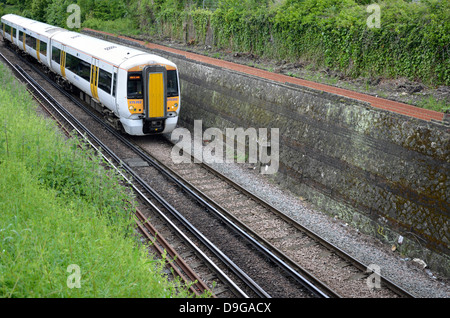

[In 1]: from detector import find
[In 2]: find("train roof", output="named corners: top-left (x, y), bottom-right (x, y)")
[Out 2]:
top-left (51, 31), bottom-right (177, 69)
top-left (51, 30), bottom-right (147, 68)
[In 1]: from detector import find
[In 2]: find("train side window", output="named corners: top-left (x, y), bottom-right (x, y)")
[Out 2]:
top-left (78, 60), bottom-right (91, 81)
top-left (12, 28), bottom-right (16, 39)
top-left (65, 53), bottom-right (78, 72)
top-left (51, 46), bottom-right (60, 63)
top-left (19, 31), bottom-right (23, 43)
top-left (127, 72), bottom-right (142, 99)
top-left (40, 41), bottom-right (47, 57)
top-left (26, 35), bottom-right (36, 49)
top-left (4, 24), bottom-right (11, 36)
top-left (65, 52), bottom-right (91, 81)
top-left (167, 70), bottom-right (178, 97)
top-left (98, 69), bottom-right (112, 94)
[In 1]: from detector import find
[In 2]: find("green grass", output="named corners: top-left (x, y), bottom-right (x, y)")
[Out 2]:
top-left (415, 95), bottom-right (450, 113)
top-left (0, 62), bottom-right (205, 298)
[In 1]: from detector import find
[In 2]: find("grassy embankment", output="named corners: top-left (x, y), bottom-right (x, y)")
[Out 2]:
top-left (0, 62), bottom-right (205, 298)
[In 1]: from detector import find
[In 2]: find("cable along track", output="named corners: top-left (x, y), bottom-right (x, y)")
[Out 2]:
top-left (1, 51), bottom-right (326, 298)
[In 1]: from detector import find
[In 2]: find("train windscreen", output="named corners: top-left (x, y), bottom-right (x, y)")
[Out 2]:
top-left (127, 72), bottom-right (143, 99)
top-left (167, 70), bottom-right (178, 97)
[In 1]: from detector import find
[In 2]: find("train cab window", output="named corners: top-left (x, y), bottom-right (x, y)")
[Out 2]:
top-left (167, 70), bottom-right (178, 97)
top-left (127, 72), bottom-right (143, 99)
top-left (40, 41), bottom-right (47, 57)
top-left (51, 46), bottom-right (60, 63)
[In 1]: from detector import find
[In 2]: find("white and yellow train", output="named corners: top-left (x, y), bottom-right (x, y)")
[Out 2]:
top-left (1, 14), bottom-right (180, 135)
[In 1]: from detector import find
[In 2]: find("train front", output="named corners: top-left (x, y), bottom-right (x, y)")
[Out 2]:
top-left (119, 57), bottom-right (180, 136)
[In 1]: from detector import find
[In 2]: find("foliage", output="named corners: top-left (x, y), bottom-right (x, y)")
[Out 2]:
top-left (83, 16), bottom-right (140, 36)
top-left (80, 0), bottom-right (127, 21)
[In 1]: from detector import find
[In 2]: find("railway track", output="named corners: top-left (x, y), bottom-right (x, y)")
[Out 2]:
top-left (1, 43), bottom-right (330, 298)
top-left (0, 40), bottom-right (418, 298)
top-left (134, 207), bottom-right (212, 297)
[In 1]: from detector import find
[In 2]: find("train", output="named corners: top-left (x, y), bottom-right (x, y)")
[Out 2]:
top-left (1, 14), bottom-right (180, 136)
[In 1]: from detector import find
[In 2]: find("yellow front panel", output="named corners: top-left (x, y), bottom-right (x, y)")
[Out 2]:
top-left (167, 97), bottom-right (179, 112)
top-left (128, 99), bottom-right (144, 114)
top-left (148, 73), bottom-right (164, 118)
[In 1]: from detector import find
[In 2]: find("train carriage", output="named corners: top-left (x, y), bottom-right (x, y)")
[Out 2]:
top-left (1, 14), bottom-right (180, 136)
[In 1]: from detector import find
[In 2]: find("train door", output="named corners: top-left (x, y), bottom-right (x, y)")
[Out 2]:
top-left (90, 58), bottom-right (99, 101)
top-left (142, 65), bottom-right (167, 133)
top-left (12, 27), bottom-right (16, 45)
top-left (36, 39), bottom-right (40, 62)
top-left (60, 45), bottom-right (66, 78)
top-left (143, 65), bottom-right (167, 131)
top-left (19, 30), bottom-right (26, 51)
